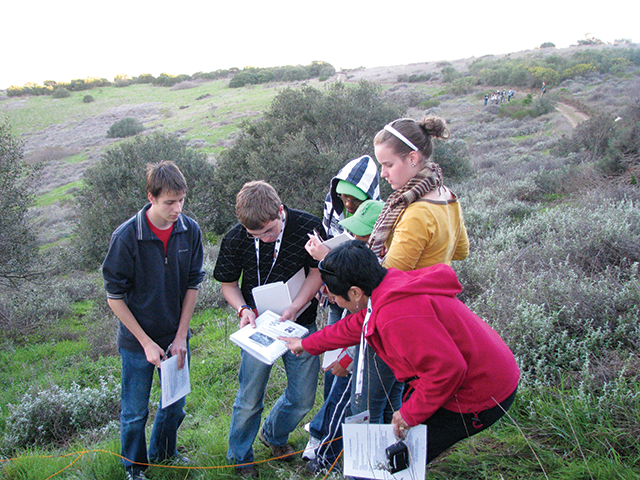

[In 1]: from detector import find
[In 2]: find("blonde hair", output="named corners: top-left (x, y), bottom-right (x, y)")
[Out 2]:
top-left (235, 180), bottom-right (282, 230)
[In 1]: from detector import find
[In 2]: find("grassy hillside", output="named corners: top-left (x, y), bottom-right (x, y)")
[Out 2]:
top-left (1, 44), bottom-right (639, 479)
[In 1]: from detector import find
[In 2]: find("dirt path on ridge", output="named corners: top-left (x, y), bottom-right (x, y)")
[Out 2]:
top-left (555, 102), bottom-right (590, 128)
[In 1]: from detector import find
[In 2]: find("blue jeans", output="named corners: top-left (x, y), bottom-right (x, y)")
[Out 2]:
top-left (227, 324), bottom-right (320, 464)
top-left (350, 345), bottom-right (403, 423)
top-left (119, 346), bottom-right (189, 471)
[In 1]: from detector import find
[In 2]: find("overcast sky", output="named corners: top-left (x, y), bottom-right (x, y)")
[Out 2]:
top-left (1, 0), bottom-right (638, 89)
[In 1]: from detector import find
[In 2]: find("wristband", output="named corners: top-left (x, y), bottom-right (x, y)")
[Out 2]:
top-left (238, 304), bottom-right (251, 318)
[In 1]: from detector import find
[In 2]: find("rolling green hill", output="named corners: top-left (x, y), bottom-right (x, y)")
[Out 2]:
top-left (1, 44), bottom-right (639, 479)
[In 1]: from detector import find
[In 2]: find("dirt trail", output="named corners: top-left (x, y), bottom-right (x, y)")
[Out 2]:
top-left (555, 102), bottom-right (590, 128)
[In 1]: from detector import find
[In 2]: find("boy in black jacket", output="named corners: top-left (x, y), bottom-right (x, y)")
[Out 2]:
top-left (102, 161), bottom-right (205, 480)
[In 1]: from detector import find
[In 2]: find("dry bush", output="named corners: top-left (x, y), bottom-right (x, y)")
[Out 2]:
top-left (170, 80), bottom-right (200, 90)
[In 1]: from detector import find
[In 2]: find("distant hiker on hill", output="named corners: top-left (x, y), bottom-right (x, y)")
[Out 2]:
top-left (102, 161), bottom-right (205, 480)
top-left (484, 93), bottom-right (489, 106)
top-left (542, 81), bottom-right (547, 95)
top-left (508, 89), bottom-right (514, 101)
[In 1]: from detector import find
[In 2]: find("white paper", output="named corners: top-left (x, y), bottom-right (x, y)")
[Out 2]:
top-left (229, 310), bottom-right (309, 365)
top-left (323, 231), bottom-right (354, 249)
top-left (322, 348), bottom-right (342, 370)
top-left (252, 268), bottom-right (310, 317)
top-left (343, 424), bottom-right (427, 480)
top-left (160, 354), bottom-right (191, 409)
top-left (345, 409), bottom-right (371, 424)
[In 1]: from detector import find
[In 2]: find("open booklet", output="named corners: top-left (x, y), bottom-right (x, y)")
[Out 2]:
top-left (229, 310), bottom-right (309, 365)
top-left (252, 267), bottom-right (311, 317)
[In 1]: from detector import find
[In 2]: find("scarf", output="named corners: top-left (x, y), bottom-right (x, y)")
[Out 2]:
top-left (368, 163), bottom-right (443, 258)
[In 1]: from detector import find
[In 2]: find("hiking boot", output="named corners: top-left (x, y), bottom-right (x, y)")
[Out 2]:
top-left (236, 465), bottom-right (259, 478)
top-left (258, 428), bottom-right (295, 462)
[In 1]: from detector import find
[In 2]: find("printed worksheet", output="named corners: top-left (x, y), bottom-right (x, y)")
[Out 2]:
top-left (343, 424), bottom-right (427, 480)
top-left (160, 354), bottom-right (191, 408)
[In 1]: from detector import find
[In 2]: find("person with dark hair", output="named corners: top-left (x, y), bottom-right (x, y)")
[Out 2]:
top-left (102, 161), bottom-right (205, 480)
top-left (282, 240), bottom-right (519, 465)
top-left (322, 155), bottom-right (381, 238)
top-left (317, 155), bottom-right (381, 399)
top-left (302, 199), bottom-right (383, 473)
top-left (213, 180), bottom-right (324, 478)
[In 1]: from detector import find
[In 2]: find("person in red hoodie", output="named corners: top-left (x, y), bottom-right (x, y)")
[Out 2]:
top-left (282, 240), bottom-right (519, 463)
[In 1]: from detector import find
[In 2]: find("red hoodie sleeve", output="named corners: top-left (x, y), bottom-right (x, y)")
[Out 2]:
top-left (375, 304), bottom-right (468, 427)
top-left (302, 309), bottom-right (365, 355)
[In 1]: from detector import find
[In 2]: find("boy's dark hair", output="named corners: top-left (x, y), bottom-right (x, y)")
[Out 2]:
top-left (320, 240), bottom-right (386, 300)
top-left (146, 161), bottom-right (188, 198)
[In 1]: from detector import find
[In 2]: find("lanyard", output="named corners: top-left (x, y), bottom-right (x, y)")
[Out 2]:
top-left (254, 211), bottom-right (286, 286)
top-left (355, 297), bottom-right (373, 397)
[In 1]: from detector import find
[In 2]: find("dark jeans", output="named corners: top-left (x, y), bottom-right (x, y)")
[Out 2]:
top-left (119, 346), bottom-right (189, 471)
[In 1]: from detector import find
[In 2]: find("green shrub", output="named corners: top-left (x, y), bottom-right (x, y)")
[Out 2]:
top-left (229, 62), bottom-right (336, 88)
top-left (212, 81), bottom-right (402, 230)
top-left (74, 133), bottom-right (217, 268)
top-left (397, 73), bottom-right (432, 83)
top-left (135, 73), bottom-right (156, 84)
top-left (106, 117), bottom-right (144, 138)
top-left (433, 138), bottom-right (473, 181)
top-left (0, 121), bottom-right (42, 286)
top-left (540, 42), bottom-right (556, 48)
top-left (83, 94), bottom-right (95, 103)
top-left (52, 87), bottom-right (71, 98)
top-left (2, 377), bottom-right (120, 450)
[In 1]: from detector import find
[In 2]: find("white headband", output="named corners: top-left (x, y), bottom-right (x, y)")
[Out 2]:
top-left (384, 124), bottom-right (418, 151)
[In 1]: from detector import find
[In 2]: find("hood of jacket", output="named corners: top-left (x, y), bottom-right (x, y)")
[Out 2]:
top-left (329, 155), bottom-right (381, 211)
top-left (323, 155), bottom-right (381, 237)
top-left (368, 264), bottom-right (461, 332)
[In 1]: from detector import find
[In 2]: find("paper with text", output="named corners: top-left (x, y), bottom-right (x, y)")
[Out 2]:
top-left (229, 310), bottom-right (309, 365)
top-left (160, 354), bottom-right (191, 409)
top-left (343, 424), bottom-right (427, 479)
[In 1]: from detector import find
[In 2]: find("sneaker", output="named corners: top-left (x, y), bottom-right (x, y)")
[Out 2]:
top-left (236, 465), bottom-right (259, 478)
top-left (257, 428), bottom-right (295, 462)
top-left (174, 455), bottom-right (191, 465)
top-left (302, 435), bottom-right (321, 461)
top-left (124, 469), bottom-right (147, 480)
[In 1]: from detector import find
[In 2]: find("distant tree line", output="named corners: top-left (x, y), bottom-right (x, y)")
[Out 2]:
top-left (228, 61), bottom-right (335, 88)
top-left (398, 45), bottom-right (640, 89)
top-left (5, 61), bottom-right (336, 97)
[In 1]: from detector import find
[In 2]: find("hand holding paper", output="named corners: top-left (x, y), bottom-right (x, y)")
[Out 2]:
top-left (305, 235), bottom-right (330, 261)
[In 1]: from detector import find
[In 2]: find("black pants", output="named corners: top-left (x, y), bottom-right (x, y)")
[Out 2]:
top-left (423, 387), bottom-right (517, 463)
